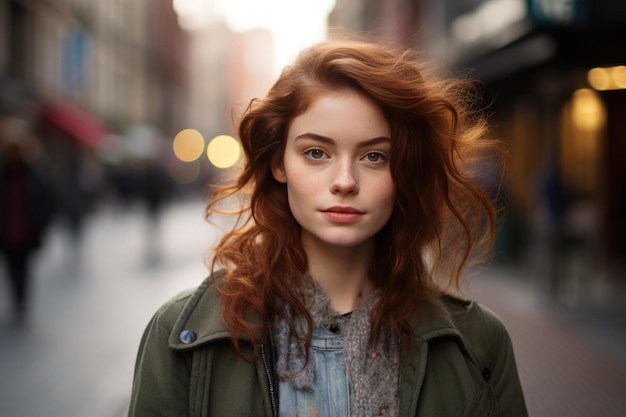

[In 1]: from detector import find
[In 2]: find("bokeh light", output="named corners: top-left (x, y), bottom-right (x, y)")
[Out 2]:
top-left (207, 135), bottom-right (241, 168)
top-left (613, 65), bottom-right (626, 89)
top-left (173, 128), bottom-right (205, 162)
top-left (588, 67), bottom-right (610, 90)
top-left (588, 65), bottom-right (626, 91)
top-left (572, 88), bottom-right (605, 131)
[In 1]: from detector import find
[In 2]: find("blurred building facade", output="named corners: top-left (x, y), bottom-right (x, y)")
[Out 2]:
top-left (172, 13), bottom-right (274, 188)
top-left (0, 0), bottom-right (188, 138)
top-left (330, 0), bottom-right (626, 298)
top-left (0, 0), bottom-right (189, 223)
top-left (184, 24), bottom-right (274, 146)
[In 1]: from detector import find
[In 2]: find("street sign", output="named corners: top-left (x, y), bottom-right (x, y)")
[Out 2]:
top-left (527, 0), bottom-right (586, 25)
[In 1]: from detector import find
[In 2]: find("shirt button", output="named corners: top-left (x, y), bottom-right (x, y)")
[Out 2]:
top-left (179, 329), bottom-right (197, 344)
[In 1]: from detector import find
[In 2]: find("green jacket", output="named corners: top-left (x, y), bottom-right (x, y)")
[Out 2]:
top-left (128, 274), bottom-right (528, 416)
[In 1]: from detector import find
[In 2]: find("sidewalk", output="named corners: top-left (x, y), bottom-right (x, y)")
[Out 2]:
top-left (469, 265), bottom-right (626, 417)
top-left (0, 198), bottom-right (219, 417)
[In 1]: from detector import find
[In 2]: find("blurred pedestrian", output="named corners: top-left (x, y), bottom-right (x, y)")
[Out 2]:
top-left (0, 117), bottom-right (55, 322)
top-left (129, 35), bottom-right (528, 416)
top-left (140, 160), bottom-right (171, 263)
top-left (62, 149), bottom-right (99, 248)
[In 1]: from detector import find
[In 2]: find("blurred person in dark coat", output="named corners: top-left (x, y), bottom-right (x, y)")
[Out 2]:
top-left (140, 159), bottom-right (172, 263)
top-left (0, 117), bottom-right (55, 322)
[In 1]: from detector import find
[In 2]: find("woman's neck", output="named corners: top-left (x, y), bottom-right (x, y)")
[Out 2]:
top-left (303, 237), bottom-right (375, 314)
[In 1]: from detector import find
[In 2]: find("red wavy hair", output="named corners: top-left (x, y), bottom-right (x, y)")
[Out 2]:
top-left (206, 36), bottom-right (501, 353)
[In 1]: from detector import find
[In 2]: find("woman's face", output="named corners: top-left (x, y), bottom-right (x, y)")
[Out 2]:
top-left (272, 89), bottom-right (395, 251)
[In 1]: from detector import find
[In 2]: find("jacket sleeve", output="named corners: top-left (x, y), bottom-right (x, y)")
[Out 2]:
top-left (473, 303), bottom-right (528, 417)
top-left (128, 294), bottom-right (193, 417)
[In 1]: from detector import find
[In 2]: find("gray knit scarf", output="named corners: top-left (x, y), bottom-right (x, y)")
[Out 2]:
top-left (272, 279), bottom-right (400, 417)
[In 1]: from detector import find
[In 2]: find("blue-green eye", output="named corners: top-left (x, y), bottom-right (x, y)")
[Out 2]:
top-left (305, 148), bottom-right (326, 160)
top-left (363, 152), bottom-right (387, 163)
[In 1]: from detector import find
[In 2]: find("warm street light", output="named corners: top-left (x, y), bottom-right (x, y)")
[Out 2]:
top-left (207, 134), bottom-right (241, 168)
top-left (173, 128), bottom-right (205, 162)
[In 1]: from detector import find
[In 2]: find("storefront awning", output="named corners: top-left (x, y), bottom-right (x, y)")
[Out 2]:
top-left (40, 100), bottom-right (109, 148)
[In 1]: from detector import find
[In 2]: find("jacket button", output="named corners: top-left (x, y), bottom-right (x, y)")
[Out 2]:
top-left (481, 367), bottom-right (491, 381)
top-left (179, 329), bottom-right (197, 344)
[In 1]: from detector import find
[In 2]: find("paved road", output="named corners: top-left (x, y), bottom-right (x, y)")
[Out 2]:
top-left (470, 266), bottom-right (626, 417)
top-left (1, 198), bottom-right (625, 416)
top-left (0, 199), bottom-right (221, 417)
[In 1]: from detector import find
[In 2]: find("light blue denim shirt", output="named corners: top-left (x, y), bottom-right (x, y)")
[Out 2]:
top-left (278, 315), bottom-right (350, 416)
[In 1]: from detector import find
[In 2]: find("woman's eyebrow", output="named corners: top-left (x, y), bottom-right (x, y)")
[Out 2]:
top-left (294, 133), bottom-right (334, 144)
top-left (295, 133), bottom-right (391, 146)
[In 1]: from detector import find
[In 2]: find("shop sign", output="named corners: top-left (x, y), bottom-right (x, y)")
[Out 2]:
top-left (527, 0), bottom-right (586, 25)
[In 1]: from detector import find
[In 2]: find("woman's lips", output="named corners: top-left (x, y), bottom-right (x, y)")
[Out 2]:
top-left (321, 206), bottom-right (364, 223)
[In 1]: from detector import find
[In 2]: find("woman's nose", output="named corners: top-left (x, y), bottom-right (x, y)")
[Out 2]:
top-left (331, 160), bottom-right (359, 195)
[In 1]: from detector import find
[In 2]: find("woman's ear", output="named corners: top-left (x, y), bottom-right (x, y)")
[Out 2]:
top-left (271, 155), bottom-right (287, 183)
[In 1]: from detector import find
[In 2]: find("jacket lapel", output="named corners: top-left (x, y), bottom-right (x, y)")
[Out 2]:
top-left (167, 272), bottom-right (252, 351)
top-left (398, 295), bottom-right (469, 416)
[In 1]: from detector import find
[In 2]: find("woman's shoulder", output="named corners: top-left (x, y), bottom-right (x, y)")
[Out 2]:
top-left (436, 294), bottom-right (516, 369)
top-left (149, 277), bottom-right (211, 325)
top-left (145, 271), bottom-right (229, 352)
top-left (438, 294), bottom-right (510, 340)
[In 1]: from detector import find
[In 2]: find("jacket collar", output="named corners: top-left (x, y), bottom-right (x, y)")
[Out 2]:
top-left (168, 273), bottom-right (472, 352)
top-left (409, 293), bottom-right (470, 342)
top-left (168, 271), bottom-right (239, 351)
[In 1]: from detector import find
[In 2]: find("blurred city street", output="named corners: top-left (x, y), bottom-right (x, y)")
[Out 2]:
top-left (2, 1), bottom-right (626, 416)
top-left (470, 268), bottom-right (626, 417)
top-left (0, 197), bottom-right (625, 417)
top-left (0, 198), bottom-right (221, 417)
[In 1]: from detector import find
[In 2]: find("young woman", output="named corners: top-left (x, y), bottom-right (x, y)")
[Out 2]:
top-left (128, 37), bottom-right (528, 417)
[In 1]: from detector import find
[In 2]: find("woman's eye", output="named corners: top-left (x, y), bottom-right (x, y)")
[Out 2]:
top-left (363, 152), bottom-right (387, 163)
top-left (304, 149), bottom-right (326, 160)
